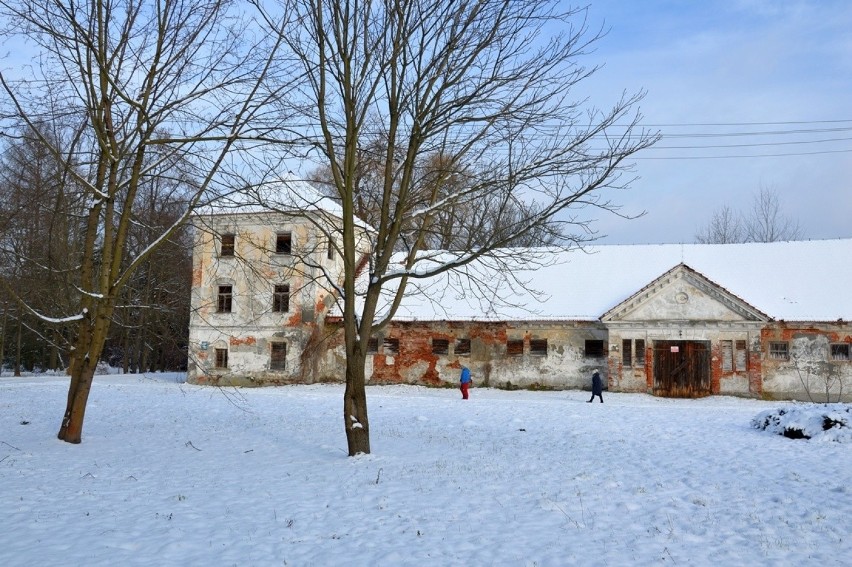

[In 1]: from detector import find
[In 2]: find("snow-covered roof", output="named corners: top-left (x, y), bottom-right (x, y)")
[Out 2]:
top-left (383, 239), bottom-right (852, 322)
top-left (198, 175), bottom-right (345, 218)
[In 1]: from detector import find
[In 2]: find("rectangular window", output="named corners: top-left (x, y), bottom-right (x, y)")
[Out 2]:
top-left (215, 348), bottom-right (228, 369)
top-left (276, 232), bottom-right (292, 254)
top-left (220, 234), bottom-right (235, 257)
top-left (455, 338), bottom-right (471, 356)
top-left (507, 339), bottom-right (524, 356)
top-left (327, 238), bottom-right (335, 260)
top-left (270, 343), bottom-right (286, 370)
top-left (769, 341), bottom-right (789, 360)
top-left (530, 339), bottom-right (548, 356)
top-left (721, 340), bottom-right (733, 373)
top-left (273, 284), bottom-right (290, 313)
top-left (217, 285), bottom-right (233, 313)
top-left (735, 340), bottom-right (748, 371)
top-left (366, 338), bottom-right (378, 354)
top-left (432, 338), bottom-right (449, 355)
top-left (383, 338), bottom-right (399, 355)
top-left (622, 339), bottom-right (632, 367)
top-left (585, 339), bottom-right (605, 358)
top-left (830, 343), bottom-right (850, 361)
top-left (635, 339), bottom-right (645, 366)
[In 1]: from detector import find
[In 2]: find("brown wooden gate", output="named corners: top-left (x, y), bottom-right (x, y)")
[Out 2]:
top-left (653, 340), bottom-right (711, 397)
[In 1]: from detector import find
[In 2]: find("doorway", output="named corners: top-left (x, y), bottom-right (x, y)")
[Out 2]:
top-left (653, 340), bottom-right (711, 397)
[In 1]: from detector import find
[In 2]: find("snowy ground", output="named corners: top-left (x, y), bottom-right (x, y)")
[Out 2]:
top-left (1, 373), bottom-right (850, 566)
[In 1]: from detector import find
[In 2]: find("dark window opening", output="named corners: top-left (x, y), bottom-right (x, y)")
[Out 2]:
top-left (383, 338), bottom-right (399, 355)
top-left (635, 339), bottom-right (645, 366)
top-left (270, 343), bottom-right (287, 370)
top-left (769, 342), bottom-right (789, 360)
top-left (455, 338), bottom-right (471, 356)
top-left (215, 348), bottom-right (228, 369)
top-left (831, 343), bottom-right (850, 361)
top-left (585, 339), bottom-right (605, 358)
top-left (366, 338), bottom-right (378, 354)
top-left (530, 339), bottom-right (548, 356)
top-left (273, 284), bottom-right (290, 313)
top-left (735, 340), bottom-right (748, 371)
top-left (721, 340), bottom-right (734, 372)
top-left (217, 285), bottom-right (233, 313)
top-left (622, 339), bottom-right (632, 367)
top-left (327, 238), bottom-right (335, 260)
top-left (220, 234), bottom-right (235, 257)
top-left (432, 339), bottom-right (449, 355)
top-left (507, 339), bottom-right (524, 356)
top-left (276, 232), bottom-right (292, 254)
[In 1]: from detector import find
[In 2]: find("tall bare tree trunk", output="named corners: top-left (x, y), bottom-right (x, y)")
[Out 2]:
top-left (343, 352), bottom-right (370, 455)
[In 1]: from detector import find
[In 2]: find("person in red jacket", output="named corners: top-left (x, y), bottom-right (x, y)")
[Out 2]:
top-left (460, 366), bottom-right (472, 400)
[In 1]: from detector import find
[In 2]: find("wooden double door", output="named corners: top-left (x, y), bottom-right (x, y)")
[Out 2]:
top-left (653, 340), bottom-right (711, 398)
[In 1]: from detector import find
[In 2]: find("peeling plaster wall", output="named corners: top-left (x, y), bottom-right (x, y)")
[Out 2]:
top-left (187, 212), bottom-right (352, 386)
top-left (760, 323), bottom-right (852, 402)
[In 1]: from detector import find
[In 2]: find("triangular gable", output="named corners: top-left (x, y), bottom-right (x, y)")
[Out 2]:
top-left (601, 263), bottom-right (770, 323)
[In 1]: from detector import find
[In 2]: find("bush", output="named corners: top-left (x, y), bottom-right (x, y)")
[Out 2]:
top-left (751, 404), bottom-right (851, 443)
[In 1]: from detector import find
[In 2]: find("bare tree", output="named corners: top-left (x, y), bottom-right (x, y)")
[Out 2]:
top-left (0, 0), bottom-right (285, 443)
top-left (744, 186), bottom-right (803, 243)
top-left (261, 0), bottom-right (658, 455)
top-left (695, 186), bottom-right (803, 244)
top-left (694, 205), bottom-right (743, 244)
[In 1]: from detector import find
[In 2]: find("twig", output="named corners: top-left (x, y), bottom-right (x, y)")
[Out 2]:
top-left (185, 440), bottom-right (202, 451)
top-left (1, 440), bottom-right (21, 451)
top-left (375, 467), bottom-right (383, 485)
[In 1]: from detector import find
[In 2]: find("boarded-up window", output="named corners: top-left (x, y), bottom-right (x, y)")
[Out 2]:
top-left (530, 339), bottom-right (548, 356)
top-left (384, 338), bottom-right (399, 355)
top-left (217, 285), bottom-right (233, 313)
top-left (635, 339), bottom-right (645, 366)
top-left (585, 340), bottom-right (605, 358)
top-left (215, 348), bottom-right (228, 369)
top-left (507, 339), bottom-right (524, 356)
top-left (270, 343), bottom-right (286, 370)
top-left (831, 343), bottom-right (850, 361)
top-left (273, 284), bottom-right (290, 312)
top-left (276, 232), bottom-right (292, 254)
top-left (622, 339), bottom-right (632, 367)
top-left (735, 340), bottom-right (748, 370)
top-left (220, 234), bottom-right (235, 257)
top-left (366, 338), bottom-right (378, 354)
top-left (432, 338), bottom-right (449, 355)
top-left (455, 338), bottom-right (471, 356)
top-left (721, 340), bottom-right (733, 372)
top-left (769, 342), bottom-right (789, 360)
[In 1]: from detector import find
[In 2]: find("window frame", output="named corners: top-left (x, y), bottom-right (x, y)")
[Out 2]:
top-left (432, 338), bottom-right (449, 355)
top-left (217, 285), bottom-right (233, 313)
top-left (506, 339), bottom-right (524, 357)
top-left (270, 342), bottom-right (287, 371)
top-left (455, 338), bottom-right (471, 356)
top-left (635, 339), bottom-right (645, 366)
top-left (275, 232), bottom-right (292, 255)
top-left (383, 338), bottom-right (400, 356)
top-left (585, 339), bottom-right (605, 359)
top-left (769, 341), bottom-right (789, 360)
top-left (622, 339), bottom-right (632, 367)
top-left (215, 348), bottom-right (229, 369)
top-left (529, 339), bottom-right (548, 356)
top-left (830, 343), bottom-right (850, 361)
top-left (220, 233), bottom-right (235, 257)
top-left (366, 338), bottom-right (379, 354)
top-left (272, 284), bottom-right (290, 313)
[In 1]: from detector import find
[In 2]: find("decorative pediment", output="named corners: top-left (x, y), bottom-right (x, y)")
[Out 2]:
top-left (601, 264), bottom-right (770, 323)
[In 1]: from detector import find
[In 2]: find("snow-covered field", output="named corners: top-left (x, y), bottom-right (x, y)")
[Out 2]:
top-left (1, 373), bottom-right (850, 566)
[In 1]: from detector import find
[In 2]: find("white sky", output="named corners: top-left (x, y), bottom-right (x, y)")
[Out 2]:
top-left (573, 0), bottom-right (852, 244)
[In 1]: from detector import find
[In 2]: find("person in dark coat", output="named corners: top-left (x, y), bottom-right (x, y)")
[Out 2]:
top-left (460, 366), bottom-right (472, 400)
top-left (587, 370), bottom-right (603, 403)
